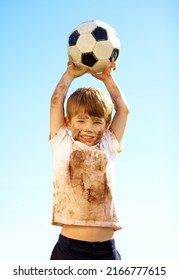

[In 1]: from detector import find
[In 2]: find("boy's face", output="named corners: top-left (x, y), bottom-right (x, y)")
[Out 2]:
top-left (66, 113), bottom-right (109, 146)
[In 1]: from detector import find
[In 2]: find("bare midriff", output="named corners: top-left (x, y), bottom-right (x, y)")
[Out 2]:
top-left (61, 225), bottom-right (114, 242)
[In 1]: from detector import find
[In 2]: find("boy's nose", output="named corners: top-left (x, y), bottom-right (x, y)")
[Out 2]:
top-left (83, 123), bottom-right (94, 132)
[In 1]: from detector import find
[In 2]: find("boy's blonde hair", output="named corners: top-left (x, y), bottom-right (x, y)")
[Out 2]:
top-left (66, 87), bottom-right (113, 123)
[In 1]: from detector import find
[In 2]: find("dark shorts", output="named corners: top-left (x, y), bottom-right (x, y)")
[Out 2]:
top-left (50, 234), bottom-right (121, 260)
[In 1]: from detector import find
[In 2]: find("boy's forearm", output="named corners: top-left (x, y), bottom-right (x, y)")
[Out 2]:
top-left (51, 71), bottom-right (74, 105)
top-left (104, 76), bottom-right (129, 114)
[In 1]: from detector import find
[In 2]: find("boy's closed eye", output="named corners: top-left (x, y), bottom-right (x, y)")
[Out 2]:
top-left (77, 120), bottom-right (85, 123)
top-left (93, 121), bottom-right (103, 124)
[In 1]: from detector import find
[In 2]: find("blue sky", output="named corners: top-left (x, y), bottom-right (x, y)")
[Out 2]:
top-left (0, 0), bottom-right (179, 260)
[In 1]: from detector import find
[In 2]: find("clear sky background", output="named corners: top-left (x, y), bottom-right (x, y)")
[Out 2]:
top-left (0, 0), bottom-right (179, 260)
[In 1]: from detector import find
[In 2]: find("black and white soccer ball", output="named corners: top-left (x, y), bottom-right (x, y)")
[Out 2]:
top-left (68, 20), bottom-right (120, 73)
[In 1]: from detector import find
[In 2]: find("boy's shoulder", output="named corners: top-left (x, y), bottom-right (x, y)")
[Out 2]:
top-left (49, 125), bottom-right (69, 146)
top-left (102, 129), bottom-right (122, 155)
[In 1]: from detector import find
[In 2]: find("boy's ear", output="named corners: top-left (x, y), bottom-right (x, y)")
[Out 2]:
top-left (65, 116), bottom-right (71, 130)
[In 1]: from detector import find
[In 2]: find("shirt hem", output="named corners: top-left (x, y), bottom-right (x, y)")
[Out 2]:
top-left (52, 219), bottom-right (121, 231)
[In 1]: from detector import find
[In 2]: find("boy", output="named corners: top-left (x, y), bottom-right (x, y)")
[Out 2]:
top-left (49, 58), bottom-right (129, 260)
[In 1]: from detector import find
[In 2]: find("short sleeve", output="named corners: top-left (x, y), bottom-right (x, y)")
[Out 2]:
top-left (49, 126), bottom-right (68, 151)
top-left (102, 129), bottom-right (122, 158)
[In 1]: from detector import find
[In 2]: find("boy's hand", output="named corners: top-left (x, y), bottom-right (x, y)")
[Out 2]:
top-left (67, 57), bottom-right (88, 78)
top-left (89, 58), bottom-right (116, 81)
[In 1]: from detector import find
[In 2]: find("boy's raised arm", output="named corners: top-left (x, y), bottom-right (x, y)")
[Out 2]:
top-left (104, 76), bottom-right (129, 143)
top-left (50, 59), bottom-right (87, 139)
top-left (50, 72), bottom-right (74, 139)
top-left (90, 59), bottom-right (129, 143)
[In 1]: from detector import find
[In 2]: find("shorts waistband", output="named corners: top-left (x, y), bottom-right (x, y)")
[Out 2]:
top-left (59, 234), bottom-right (115, 248)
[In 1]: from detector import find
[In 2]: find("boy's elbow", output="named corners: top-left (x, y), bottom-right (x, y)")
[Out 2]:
top-left (125, 105), bottom-right (130, 115)
top-left (51, 95), bottom-right (58, 106)
top-left (121, 104), bottom-right (130, 115)
top-left (50, 94), bottom-right (63, 107)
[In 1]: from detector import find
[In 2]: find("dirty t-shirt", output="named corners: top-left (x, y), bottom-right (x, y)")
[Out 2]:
top-left (50, 126), bottom-right (122, 231)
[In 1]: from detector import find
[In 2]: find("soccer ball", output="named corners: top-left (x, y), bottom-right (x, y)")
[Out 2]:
top-left (68, 20), bottom-right (120, 73)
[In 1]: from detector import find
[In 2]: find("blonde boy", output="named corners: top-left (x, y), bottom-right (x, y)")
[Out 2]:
top-left (49, 58), bottom-right (129, 259)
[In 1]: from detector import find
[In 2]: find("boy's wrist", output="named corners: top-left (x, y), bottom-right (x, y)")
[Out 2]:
top-left (65, 69), bottom-right (75, 79)
top-left (62, 70), bottom-right (75, 85)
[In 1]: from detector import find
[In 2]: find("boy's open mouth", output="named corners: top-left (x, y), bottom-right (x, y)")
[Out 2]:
top-left (80, 135), bottom-right (95, 143)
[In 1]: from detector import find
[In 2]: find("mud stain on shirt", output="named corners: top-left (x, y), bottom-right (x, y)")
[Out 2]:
top-left (69, 148), bottom-right (112, 220)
